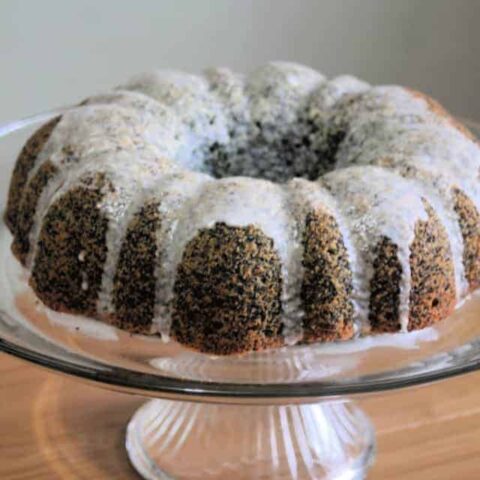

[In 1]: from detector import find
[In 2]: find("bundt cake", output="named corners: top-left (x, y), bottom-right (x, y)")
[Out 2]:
top-left (5, 62), bottom-right (480, 355)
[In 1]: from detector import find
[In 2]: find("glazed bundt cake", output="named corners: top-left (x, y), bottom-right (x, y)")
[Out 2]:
top-left (5, 62), bottom-right (480, 354)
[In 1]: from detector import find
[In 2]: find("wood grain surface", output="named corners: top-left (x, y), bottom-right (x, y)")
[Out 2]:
top-left (1, 352), bottom-right (479, 479)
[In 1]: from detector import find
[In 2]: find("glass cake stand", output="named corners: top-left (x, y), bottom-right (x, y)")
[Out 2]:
top-left (1, 112), bottom-right (480, 480)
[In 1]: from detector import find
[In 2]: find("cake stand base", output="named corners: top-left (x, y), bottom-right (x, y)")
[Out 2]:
top-left (126, 398), bottom-right (376, 480)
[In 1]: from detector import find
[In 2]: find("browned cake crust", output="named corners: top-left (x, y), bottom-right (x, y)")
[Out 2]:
top-left (5, 116), bottom-right (61, 231)
top-left (30, 173), bottom-right (110, 316)
top-left (112, 201), bottom-right (161, 333)
top-left (12, 160), bottom-right (59, 264)
top-left (409, 89), bottom-right (477, 143)
top-left (301, 210), bottom-right (354, 342)
top-left (170, 223), bottom-right (284, 355)
top-left (408, 201), bottom-right (456, 330)
top-left (453, 188), bottom-right (480, 290)
top-left (368, 237), bottom-right (403, 333)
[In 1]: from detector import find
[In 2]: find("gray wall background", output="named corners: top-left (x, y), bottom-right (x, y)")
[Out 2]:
top-left (0, 0), bottom-right (479, 124)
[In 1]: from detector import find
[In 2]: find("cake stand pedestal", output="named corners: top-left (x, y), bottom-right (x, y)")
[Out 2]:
top-left (4, 304), bottom-right (480, 480)
top-left (126, 398), bottom-right (375, 480)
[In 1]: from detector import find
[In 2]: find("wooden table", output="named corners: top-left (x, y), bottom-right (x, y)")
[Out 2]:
top-left (1, 352), bottom-right (479, 479)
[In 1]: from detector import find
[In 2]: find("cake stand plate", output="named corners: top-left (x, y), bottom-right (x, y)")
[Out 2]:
top-left (1, 113), bottom-right (480, 479)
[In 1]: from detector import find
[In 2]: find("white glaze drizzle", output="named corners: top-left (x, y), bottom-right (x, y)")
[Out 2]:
top-left (25, 100), bottom-right (181, 268)
top-left (204, 66), bottom-right (250, 132)
top-left (13, 63), bottom-right (480, 346)
top-left (95, 149), bottom-right (179, 316)
top-left (323, 166), bottom-right (429, 332)
top-left (150, 171), bottom-right (212, 336)
top-left (119, 70), bottom-right (230, 173)
top-left (246, 62), bottom-right (326, 125)
top-left (406, 173), bottom-right (467, 300)
top-left (333, 86), bottom-right (480, 300)
top-left (29, 101), bottom-right (180, 181)
top-left (310, 74), bottom-right (370, 110)
top-left (287, 177), bottom-right (361, 331)
top-left (153, 176), bottom-right (304, 343)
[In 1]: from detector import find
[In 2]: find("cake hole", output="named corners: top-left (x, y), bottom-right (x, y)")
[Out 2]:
top-left (201, 120), bottom-right (344, 183)
top-left (431, 298), bottom-right (439, 308)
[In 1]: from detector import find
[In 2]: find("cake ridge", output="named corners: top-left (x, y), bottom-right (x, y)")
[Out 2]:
top-left (323, 166), bottom-right (430, 332)
top-left (27, 145), bottom-right (174, 268)
top-left (287, 177), bottom-right (356, 339)
top-left (165, 176), bottom-right (305, 343)
top-left (96, 154), bottom-right (176, 318)
top-left (119, 69), bottom-right (231, 174)
top-left (331, 86), bottom-right (479, 300)
top-left (397, 168), bottom-right (467, 300)
top-left (20, 97), bottom-right (186, 270)
top-left (152, 171), bottom-right (213, 337)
